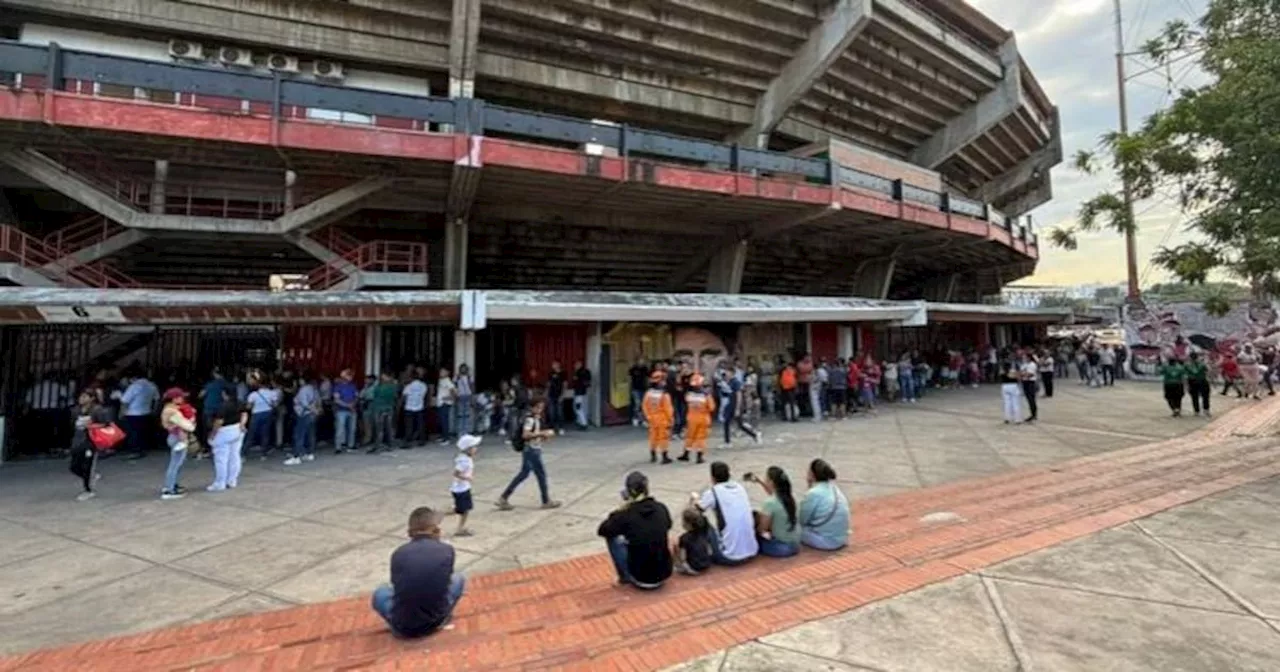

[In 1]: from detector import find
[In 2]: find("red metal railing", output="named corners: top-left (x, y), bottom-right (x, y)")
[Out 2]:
top-left (0, 223), bottom-right (140, 288)
top-left (43, 214), bottom-right (123, 257)
top-left (306, 240), bottom-right (429, 290)
top-left (312, 225), bottom-right (363, 258)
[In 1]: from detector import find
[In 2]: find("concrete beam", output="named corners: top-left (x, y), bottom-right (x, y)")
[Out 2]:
top-left (705, 240), bottom-right (748, 294)
top-left (735, 0), bottom-right (873, 147)
top-left (874, 0), bottom-right (1002, 85)
top-left (920, 274), bottom-right (959, 302)
top-left (274, 177), bottom-right (394, 235)
top-left (1000, 178), bottom-right (1053, 219)
top-left (852, 257), bottom-right (896, 300)
top-left (909, 39), bottom-right (1022, 169)
top-left (43, 229), bottom-right (149, 272)
top-left (0, 262), bottom-right (64, 287)
top-left (448, 0), bottom-right (482, 99)
top-left (0, 150), bottom-right (141, 226)
top-left (977, 107), bottom-right (1063, 204)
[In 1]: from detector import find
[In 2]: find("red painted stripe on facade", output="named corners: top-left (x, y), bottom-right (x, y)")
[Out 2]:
top-left (841, 190), bottom-right (900, 219)
top-left (650, 165), bottom-right (737, 195)
top-left (950, 215), bottom-right (988, 237)
top-left (902, 203), bottom-right (948, 228)
top-left (989, 227), bottom-right (1013, 246)
top-left (737, 176), bottom-right (832, 204)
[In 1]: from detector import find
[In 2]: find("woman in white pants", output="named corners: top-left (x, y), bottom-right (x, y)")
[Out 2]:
top-left (999, 358), bottom-right (1023, 424)
top-left (208, 393), bottom-right (247, 491)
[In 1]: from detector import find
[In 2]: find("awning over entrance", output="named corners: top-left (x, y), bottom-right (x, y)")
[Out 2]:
top-left (925, 302), bottom-right (1074, 324)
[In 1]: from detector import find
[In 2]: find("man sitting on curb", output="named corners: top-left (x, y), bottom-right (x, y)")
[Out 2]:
top-left (598, 471), bottom-right (673, 589)
top-left (372, 507), bottom-right (466, 638)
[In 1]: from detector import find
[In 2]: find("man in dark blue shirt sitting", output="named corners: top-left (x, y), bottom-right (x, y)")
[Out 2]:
top-left (371, 507), bottom-right (467, 638)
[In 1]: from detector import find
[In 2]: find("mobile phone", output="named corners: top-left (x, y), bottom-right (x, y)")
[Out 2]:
top-left (743, 471), bottom-right (755, 482)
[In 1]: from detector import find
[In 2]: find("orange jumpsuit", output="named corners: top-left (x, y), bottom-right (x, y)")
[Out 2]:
top-left (683, 390), bottom-right (716, 453)
top-left (642, 388), bottom-right (674, 453)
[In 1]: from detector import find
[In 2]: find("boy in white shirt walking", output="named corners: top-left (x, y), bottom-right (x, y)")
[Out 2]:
top-left (452, 434), bottom-right (481, 537)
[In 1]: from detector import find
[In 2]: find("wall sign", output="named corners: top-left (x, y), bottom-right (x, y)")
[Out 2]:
top-left (36, 305), bottom-right (126, 323)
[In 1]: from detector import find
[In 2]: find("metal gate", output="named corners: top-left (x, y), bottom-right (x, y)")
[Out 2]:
top-left (475, 324), bottom-right (524, 390)
top-left (380, 326), bottom-right (454, 377)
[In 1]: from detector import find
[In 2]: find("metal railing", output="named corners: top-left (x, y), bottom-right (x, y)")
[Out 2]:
top-left (0, 223), bottom-right (140, 288)
top-left (43, 214), bottom-right (122, 257)
top-left (306, 240), bottom-right (429, 290)
top-left (0, 40), bottom-right (1039, 247)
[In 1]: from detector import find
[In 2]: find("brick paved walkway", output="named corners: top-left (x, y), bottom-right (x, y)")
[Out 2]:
top-left (5, 400), bottom-right (1279, 672)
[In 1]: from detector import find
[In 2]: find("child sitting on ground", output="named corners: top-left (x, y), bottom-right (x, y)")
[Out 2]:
top-left (452, 434), bottom-right (481, 537)
top-left (673, 507), bottom-right (714, 576)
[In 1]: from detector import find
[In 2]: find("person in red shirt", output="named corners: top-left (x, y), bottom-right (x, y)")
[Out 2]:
top-left (860, 355), bottom-right (882, 413)
top-left (1220, 352), bottom-right (1242, 397)
top-left (845, 358), bottom-right (861, 413)
top-left (796, 356), bottom-right (817, 421)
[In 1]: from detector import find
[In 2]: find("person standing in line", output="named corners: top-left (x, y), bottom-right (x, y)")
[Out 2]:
top-left (1260, 346), bottom-right (1276, 396)
top-left (196, 367), bottom-right (227, 457)
top-left (1037, 350), bottom-right (1056, 398)
top-left (1074, 347), bottom-right (1089, 384)
top-left (367, 371), bottom-right (400, 454)
top-left (572, 360), bottom-right (592, 430)
top-left (861, 355), bottom-right (881, 415)
top-left (1100, 344), bottom-right (1117, 386)
top-left (119, 366), bottom-right (159, 460)
top-left (455, 364), bottom-right (474, 440)
top-left (741, 364), bottom-right (763, 441)
top-left (545, 361), bottom-right (566, 435)
top-left (815, 359), bottom-right (830, 419)
top-left (332, 369), bottom-right (359, 454)
top-left (436, 368), bottom-right (457, 444)
top-left (1019, 351), bottom-right (1040, 423)
top-left (69, 389), bottom-right (110, 501)
top-left (897, 352), bottom-right (917, 403)
top-left (285, 373), bottom-right (319, 465)
top-left (243, 373), bottom-right (277, 457)
top-left (643, 371), bottom-right (674, 465)
top-left (677, 374), bottom-right (715, 464)
top-left (778, 361), bottom-right (798, 421)
top-left (797, 356), bottom-right (818, 422)
top-left (827, 358), bottom-right (848, 420)
top-left (1159, 356), bottom-right (1188, 417)
top-left (159, 388), bottom-right (196, 499)
top-left (628, 358), bottom-right (649, 428)
top-left (1115, 344), bottom-right (1129, 380)
top-left (1185, 351), bottom-right (1212, 417)
top-left (401, 370), bottom-right (429, 449)
top-left (1086, 346), bottom-right (1102, 387)
top-left (883, 359), bottom-right (899, 402)
top-left (207, 388), bottom-right (247, 492)
top-left (758, 357), bottom-right (777, 419)
top-left (495, 398), bottom-right (561, 510)
top-left (985, 345), bottom-right (999, 384)
top-left (671, 361), bottom-right (691, 435)
top-left (999, 356), bottom-right (1023, 425)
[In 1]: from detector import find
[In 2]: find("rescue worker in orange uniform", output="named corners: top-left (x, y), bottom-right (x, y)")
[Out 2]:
top-left (642, 370), bottom-right (674, 464)
top-left (677, 373), bottom-right (715, 464)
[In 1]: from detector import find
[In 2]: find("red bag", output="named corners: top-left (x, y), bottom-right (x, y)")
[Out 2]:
top-left (88, 423), bottom-right (126, 452)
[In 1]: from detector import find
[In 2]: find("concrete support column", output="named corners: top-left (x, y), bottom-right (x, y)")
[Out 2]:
top-left (587, 322), bottom-right (603, 427)
top-left (149, 160), bottom-right (168, 215)
top-left (909, 38), bottom-right (1023, 169)
top-left (284, 170), bottom-right (297, 213)
top-left (837, 325), bottom-right (855, 360)
top-left (453, 329), bottom-right (477, 377)
top-left (448, 0), bottom-right (482, 99)
top-left (365, 325), bottom-right (383, 377)
top-left (705, 240), bottom-right (748, 294)
top-left (852, 258), bottom-right (896, 300)
top-left (443, 217), bottom-right (469, 290)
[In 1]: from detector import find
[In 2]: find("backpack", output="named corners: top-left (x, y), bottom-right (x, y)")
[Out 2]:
top-left (509, 413), bottom-right (528, 452)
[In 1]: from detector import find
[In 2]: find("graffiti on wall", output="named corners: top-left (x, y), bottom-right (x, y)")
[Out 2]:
top-left (1121, 298), bottom-right (1280, 376)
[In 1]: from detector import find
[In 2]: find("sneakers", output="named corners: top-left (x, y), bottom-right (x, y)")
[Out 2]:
top-left (206, 484), bottom-right (226, 492)
top-left (495, 498), bottom-right (514, 511)
top-left (303, 454), bottom-right (315, 462)
top-left (160, 490), bottom-right (185, 500)
top-left (75, 491), bottom-right (96, 502)
top-left (541, 501), bottom-right (562, 510)
top-left (754, 431), bottom-right (763, 445)
top-left (283, 456), bottom-right (302, 466)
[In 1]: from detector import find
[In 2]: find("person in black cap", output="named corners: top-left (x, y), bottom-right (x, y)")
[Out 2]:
top-left (597, 471), bottom-right (673, 589)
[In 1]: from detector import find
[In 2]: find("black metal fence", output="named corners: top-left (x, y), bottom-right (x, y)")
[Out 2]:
top-left (0, 40), bottom-right (1034, 243)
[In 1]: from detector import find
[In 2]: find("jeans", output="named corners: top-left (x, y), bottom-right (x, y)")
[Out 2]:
top-left (672, 394), bottom-right (687, 434)
top-left (899, 374), bottom-right (915, 401)
top-left (706, 526), bottom-right (753, 566)
top-left (801, 529), bottom-right (846, 551)
top-left (163, 435), bottom-right (187, 492)
top-left (372, 410), bottom-right (395, 449)
top-left (209, 425), bottom-right (243, 490)
top-left (757, 536), bottom-right (800, 558)
top-left (292, 413), bottom-right (315, 457)
top-left (606, 535), bottom-right (633, 583)
top-left (247, 411), bottom-right (273, 452)
top-left (456, 397), bottom-right (472, 436)
top-left (547, 396), bottom-right (564, 431)
top-left (501, 448), bottom-right (550, 503)
top-left (1022, 381), bottom-right (1038, 420)
top-left (629, 390), bottom-right (644, 425)
top-left (573, 394), bottom-right (588, 427)
top-left (1001, 383), bottom-right (1022, 423)
top-left (404, 409), bottom-right (426, 447)
top-left (371, 574), bottom-right (466, 638)
top-left (437, 404), bottom-right (452, 439)
top-left (123, 414), bottom-right (150, 456)
top-left (1101, 364), bottom-right (1116, 386)
top-left (334, 409), bottom-right (355, 450)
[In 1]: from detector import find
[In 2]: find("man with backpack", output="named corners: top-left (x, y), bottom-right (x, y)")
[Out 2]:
top-left (495, 398), bottom-right (561, 511)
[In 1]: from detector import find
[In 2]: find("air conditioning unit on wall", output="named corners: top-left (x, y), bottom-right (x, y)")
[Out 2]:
top-left (217, 46), bottom-right (253, 68)
top-left (312, 59), bottom-right (345, 80)
top-left (167, 39), bottom-right (204, 61)
top-left (267, 53), bottom-right (299, 73)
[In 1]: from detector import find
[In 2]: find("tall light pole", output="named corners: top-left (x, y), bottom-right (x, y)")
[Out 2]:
top-left (1114, 0), bottom-right (1141, 298)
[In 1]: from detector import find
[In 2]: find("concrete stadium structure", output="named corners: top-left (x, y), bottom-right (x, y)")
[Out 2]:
top-left (0, 0), bottom-right (1066, 458)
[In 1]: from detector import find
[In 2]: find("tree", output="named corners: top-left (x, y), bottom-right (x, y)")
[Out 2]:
top-left (1052, 0), bottom-right (1280, 299)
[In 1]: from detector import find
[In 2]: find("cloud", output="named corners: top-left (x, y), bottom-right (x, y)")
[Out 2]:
top-left (969, 0), bottom-right (1212, 286)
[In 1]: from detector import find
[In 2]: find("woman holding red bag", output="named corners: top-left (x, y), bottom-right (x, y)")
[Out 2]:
top-left (70, 389), bottom-right (112, 501)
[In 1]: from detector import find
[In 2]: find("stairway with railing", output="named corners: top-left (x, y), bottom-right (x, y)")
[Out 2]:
top-left (0, 222), bottom-right (140, 288)
top-left (42, 213), bottom-right (125, 259)
top-left (306, 239), bottom-right (429, 290)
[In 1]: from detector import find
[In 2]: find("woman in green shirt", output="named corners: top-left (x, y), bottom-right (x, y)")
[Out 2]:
top-left (1184, 351), bottom-right (1211, 417)
top-left (1159, 357), bottom-right (1187, 417)
top-left (745, 466), bottom-right (801, 558)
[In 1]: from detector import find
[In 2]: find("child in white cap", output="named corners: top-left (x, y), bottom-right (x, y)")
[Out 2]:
top-left (452, 434), bottom-right (481, 537)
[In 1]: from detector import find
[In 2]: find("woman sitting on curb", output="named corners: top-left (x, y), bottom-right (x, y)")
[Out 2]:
top-left (744, 466), bottom-right (801, 558)
top-left (799, 458), bottom-right (850, 550)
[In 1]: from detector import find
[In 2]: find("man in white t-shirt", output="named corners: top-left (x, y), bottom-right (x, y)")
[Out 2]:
top-left (402, 373), bottom-right (429, 448)
top-left (436, 369), bottom-right (457, 444)
top-left (692, 461), bottom-right (758, 565)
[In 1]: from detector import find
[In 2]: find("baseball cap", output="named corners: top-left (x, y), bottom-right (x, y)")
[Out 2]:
top-left (457, 434), bottom-right (482, 452)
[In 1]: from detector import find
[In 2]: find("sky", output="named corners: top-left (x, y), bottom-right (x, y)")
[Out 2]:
top-left (967, 0), bottom-right (1211, 287)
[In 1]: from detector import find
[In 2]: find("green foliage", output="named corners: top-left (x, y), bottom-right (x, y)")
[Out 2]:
top-left (1053, 0), bottom-right (1280, 302)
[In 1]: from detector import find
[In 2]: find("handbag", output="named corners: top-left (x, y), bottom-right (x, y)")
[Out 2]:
top-left (88, 423), bottom-right (126, 452)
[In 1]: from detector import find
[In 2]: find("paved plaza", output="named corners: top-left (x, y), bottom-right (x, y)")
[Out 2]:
top-left (0, 380), bottom-right (1276, 670)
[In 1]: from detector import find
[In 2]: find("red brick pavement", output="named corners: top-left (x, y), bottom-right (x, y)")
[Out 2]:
top-left (4, 400), bottom-right (1280, 672)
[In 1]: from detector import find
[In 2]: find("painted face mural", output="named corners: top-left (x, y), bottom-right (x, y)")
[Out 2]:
top-left (1122, 298), bottom-right (1280, 376)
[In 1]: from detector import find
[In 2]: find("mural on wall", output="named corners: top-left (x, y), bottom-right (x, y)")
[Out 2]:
top-left (602, 323), bottom-right (800, 411)
top-left (1121, 299), bottom-right (1280, 376)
